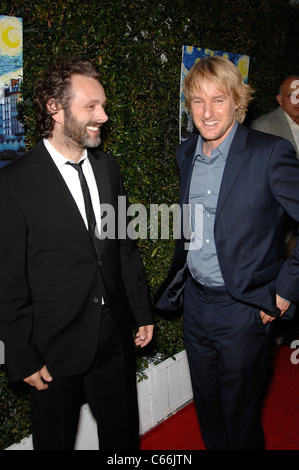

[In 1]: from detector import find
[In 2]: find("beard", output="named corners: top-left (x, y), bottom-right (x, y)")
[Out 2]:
top-left (63, 108), bottom-right (102, 149)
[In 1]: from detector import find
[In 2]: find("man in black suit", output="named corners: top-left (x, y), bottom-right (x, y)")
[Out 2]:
top-left (155, 56), bottom-right (299, 450)
top-left (0, 58), bottom-right (154, 450)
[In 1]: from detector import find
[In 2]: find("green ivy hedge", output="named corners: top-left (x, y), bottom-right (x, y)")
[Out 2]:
top-left (0, 0), bottom-right (298, 449)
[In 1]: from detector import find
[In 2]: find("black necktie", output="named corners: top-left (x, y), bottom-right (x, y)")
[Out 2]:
top-left (67, 160), bottom-right (100, 259)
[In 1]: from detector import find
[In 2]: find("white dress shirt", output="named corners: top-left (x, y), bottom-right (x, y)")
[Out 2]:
top-left (284, 111), bottom-right (299, 154)
top-left (44, 139), bottom-right (102, 235)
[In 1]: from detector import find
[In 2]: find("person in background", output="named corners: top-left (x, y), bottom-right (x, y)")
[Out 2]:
top-left (0, 57), bottom-right (154, 450)
top-left (251, 75), bottom-right (299, 158)
top-left (155, 56), bottom-right (299, 450)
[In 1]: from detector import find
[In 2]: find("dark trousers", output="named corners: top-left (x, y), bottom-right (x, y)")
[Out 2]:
top-left (183, 275), bottom-right (273, 450)
top-left (30, 305), bottom-right (139, 450)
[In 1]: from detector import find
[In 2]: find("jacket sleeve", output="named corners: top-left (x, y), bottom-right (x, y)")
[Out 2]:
top-left (269, 138), bottom-right (299, 303)
top-left (0, 172), bottom-right (44, 381)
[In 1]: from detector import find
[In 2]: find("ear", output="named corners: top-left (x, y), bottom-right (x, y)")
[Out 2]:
top-left (46, 99), bottom-right (64, 124)
top-left (276, 93), bottom-right (282, 106)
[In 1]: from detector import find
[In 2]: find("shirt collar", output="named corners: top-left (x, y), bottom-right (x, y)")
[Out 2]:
top-left (44, 138), bottom-right (88, 168)
top-left (193, 121), bottom-right (238, 163)
top-left (283, 110), bottom-right (299, 129)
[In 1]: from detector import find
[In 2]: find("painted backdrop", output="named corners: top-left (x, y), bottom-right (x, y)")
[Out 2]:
top-left (0, 16), bottom-right (24, 168)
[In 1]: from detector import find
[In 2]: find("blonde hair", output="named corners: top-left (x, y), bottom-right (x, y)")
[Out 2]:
top-left (183, 55), bottom-right (253, 123)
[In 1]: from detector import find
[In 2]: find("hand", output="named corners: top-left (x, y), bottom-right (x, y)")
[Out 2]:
top-left (135, 324), bottom-right (154, 348)
top-left (23, 365), bottom-right (53, 391)
top-left (276, 294), bottom-right (291, 316)
top-left (260, 294), bottom-right (291, 325)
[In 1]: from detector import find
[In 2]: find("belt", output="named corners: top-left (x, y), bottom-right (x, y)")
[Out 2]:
top-left (190, 275), bottom-right (228, 297)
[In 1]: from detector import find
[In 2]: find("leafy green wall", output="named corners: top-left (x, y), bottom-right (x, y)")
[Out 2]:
top-left (0, 0), bottom-right (298, 449)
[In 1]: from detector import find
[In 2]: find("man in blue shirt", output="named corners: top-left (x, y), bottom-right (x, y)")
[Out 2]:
top-left (188, 121), bottom-right (238, 287)
top-left (155, 56), bottom-right (299, 449)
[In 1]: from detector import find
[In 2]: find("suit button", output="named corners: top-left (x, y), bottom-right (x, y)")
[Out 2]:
top-left (93, 297), bottom-right (100, 303)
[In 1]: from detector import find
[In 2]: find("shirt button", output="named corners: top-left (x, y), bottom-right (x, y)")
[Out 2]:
top-left (206, 239), bottom-right (210, 243)
top-left (93, 297), bottom-right (100, 303)
top-left (207, 189), bottom-right (211, 194)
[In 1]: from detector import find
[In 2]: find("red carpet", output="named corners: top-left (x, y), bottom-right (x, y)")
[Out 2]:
top-left (140, 345), bottom-right (299, 450)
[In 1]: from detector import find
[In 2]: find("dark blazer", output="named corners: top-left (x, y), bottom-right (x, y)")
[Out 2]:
top-left (0, 140), bottom-right (153, 382)
top-left (155, 124), bottom-right (299, 318)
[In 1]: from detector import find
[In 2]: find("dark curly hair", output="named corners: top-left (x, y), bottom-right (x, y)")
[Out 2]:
top-left (34, 57), bottom-right (101, 140)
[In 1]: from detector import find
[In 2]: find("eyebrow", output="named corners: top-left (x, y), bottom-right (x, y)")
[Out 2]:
top-left (191, 94), bottom-right (228, 100)
top-left (213, 95), bottom-right (228, 101)
top-left (85, 99), bottom-right (107, 106)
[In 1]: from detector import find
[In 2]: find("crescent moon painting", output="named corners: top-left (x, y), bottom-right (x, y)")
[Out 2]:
top-left (0, 16), bottom-right (24, 166)
top-left (0, 16), bottom-right (22, 81)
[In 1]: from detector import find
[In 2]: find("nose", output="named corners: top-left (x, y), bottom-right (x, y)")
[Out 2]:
top-left (94, 104), bottom-right (108, 123)
top-left (99, 106), bottom-right (108, 122)
top-left (203, 101), bottom-right (213, 118)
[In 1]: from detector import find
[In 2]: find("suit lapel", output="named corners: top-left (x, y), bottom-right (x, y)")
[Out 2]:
top-left (215, 124), bottom-right (248, 221)
top-left (180, 135), bottom-right (198, 206)
top-left (88, 149), bottom-right (112, 259)
top-left (88, 150), bottom-right (112, 208)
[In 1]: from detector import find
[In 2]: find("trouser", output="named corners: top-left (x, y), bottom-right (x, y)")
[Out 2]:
top-left (183, 275), bottom-right (273, 450)
top-left (30, 304), bottom-right (139, 450)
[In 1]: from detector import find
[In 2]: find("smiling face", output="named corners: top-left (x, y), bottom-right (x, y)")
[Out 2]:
top-left (190, 79), bottom-right (237, 156)
top-left (62, 74), bottom-right (108, 150)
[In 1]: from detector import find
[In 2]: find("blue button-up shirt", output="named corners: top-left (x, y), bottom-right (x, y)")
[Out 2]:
top-left (187, 122), bottom-right (238, 287)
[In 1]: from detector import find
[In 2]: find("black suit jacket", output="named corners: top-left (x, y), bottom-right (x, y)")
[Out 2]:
top-left (0, 140), bottom-right (153, 382)
top-left (155, 124), bottom-right (299, 318)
